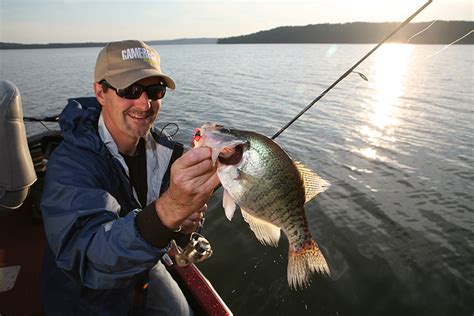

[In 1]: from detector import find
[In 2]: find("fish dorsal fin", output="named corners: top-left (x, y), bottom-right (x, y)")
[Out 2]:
top-left (241, 208), bottom-right (281, 247)
top-left (294, 161), bottom-right (330, 203)
top-left (222, 189), bottom-right (236, 220)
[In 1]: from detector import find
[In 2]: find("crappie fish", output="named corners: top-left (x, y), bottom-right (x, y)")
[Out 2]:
top-left (192, 123), bottom-right (330, 289)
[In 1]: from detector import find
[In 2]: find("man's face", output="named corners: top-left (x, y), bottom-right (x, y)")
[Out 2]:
top-left (96, 77), bottom-right (163, 142)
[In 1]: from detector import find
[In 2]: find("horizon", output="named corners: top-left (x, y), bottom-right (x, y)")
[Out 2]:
top-left (1, 20), bottom-right (473, 46)
top-left (1, 0), bottom-right (473, 44)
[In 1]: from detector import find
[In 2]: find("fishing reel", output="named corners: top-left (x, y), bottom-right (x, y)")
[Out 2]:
top-left (170, 232), bottom-right (213, 267)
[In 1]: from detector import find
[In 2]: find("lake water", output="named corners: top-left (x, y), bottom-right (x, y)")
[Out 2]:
top-left (1, 44), bottom-right (473, 315)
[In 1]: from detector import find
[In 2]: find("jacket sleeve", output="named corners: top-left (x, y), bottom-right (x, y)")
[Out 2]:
top-left (41, 144), bottom-right (167, 290)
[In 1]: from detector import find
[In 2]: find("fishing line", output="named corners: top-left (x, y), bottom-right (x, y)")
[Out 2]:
top-left (322, 73), bottom-right (369, 120)
top-left (406, 20), bottom-right (437, 43)
top-left (426, 30), bottom-right (474, 59)
top-left (157, 122), bottom-right (180, 138)
top-left (271, 0), bottom-right (433, 140)
top-left (39, 121), bottom-right (51, 131)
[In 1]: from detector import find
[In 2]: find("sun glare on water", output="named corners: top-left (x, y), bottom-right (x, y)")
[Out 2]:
top-left (359, 44), bottom-right (413, 160)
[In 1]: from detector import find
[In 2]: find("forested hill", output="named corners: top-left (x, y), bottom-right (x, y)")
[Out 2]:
top-left (217, 21), bottom-right (473, 44)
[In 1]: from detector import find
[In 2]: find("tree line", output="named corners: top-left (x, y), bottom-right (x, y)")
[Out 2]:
top-left (218, 21), bottom-right (474, 44)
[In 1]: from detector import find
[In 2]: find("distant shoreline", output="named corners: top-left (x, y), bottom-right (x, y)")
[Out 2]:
top-left (0, 38), bottom-right (218, 50)
top-left (2, 21), bottom-right (473, 49)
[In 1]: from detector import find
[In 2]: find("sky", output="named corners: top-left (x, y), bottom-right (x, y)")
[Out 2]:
top-left (0, 0), bottom-right (472, 44)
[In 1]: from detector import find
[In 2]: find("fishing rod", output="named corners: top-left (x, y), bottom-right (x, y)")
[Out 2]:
top-left (271, 0), bottom-right (433, 140)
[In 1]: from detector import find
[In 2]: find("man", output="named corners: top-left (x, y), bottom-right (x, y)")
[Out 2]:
top-left (40, 40), bottom-right (220, 315)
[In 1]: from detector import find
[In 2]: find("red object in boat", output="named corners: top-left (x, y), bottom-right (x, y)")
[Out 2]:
top-left (164, 252), bottom-right (232, 316)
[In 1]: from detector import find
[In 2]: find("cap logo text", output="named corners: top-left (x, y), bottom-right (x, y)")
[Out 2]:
top-left (121, 47), bottom-right (158, 63)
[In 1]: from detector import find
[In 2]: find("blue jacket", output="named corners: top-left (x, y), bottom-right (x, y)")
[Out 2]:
top-left (40, 97), bottom-right (183, 315)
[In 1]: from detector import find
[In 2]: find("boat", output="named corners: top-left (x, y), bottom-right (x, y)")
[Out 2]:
top-left (0, 80), bottom-right (231, 315)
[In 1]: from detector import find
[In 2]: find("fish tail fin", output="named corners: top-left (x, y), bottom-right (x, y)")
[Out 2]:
top-left (287, 239), bottom-right (330, 290)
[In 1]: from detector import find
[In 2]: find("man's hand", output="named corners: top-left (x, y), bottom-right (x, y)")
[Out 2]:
top-left (179, 204), bottom-right (207, 234)
top-left (155, 147), bottom-right (220, 231)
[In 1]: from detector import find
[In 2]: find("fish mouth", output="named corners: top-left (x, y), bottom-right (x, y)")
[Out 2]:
top-left (218, 144), bottom-right (244, 165)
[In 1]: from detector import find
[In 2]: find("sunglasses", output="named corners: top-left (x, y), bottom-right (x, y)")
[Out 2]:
top-left (101, 80), bottom-right (167, 100)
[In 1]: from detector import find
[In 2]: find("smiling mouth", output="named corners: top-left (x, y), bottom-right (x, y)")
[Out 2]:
top-left (126, 111), bottom-right (152, 120)
top-left (128, 114), bottom-right (147, 120)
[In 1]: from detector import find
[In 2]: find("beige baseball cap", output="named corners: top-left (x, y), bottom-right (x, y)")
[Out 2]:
top-left (94, 40), bottom-right (176, 90)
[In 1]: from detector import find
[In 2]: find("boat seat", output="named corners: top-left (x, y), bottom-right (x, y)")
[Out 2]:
top-left (0, 80), bottom-right (37, 210)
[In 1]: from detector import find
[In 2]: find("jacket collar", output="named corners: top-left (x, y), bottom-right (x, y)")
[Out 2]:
top-left (98, 112), bottom-right (174, 208)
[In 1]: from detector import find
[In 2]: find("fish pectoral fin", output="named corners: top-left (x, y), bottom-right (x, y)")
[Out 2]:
top-left (241, 208), bottom-right (281, 247)
top-left (235, 168), bottom-right (259, 183)
top-left (294, 161), bottom-right (330, 204)
top-left (223, 189), bottom-right (237, 220)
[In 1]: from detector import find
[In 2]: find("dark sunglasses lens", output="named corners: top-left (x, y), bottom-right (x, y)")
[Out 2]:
top-left (116, 86), bottom-right (140, 99)
top-left (116, 84), bottom-right (166, 100)
top-left (147, 85), bottom-right (166, 100)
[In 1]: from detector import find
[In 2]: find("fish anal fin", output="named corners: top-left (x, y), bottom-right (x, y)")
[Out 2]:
top-left (294, 161), bottom-right (330, 203)
top-left (241, 208), bottom-right (281, 247)
top-left (223, 189), bottom-right (236, 220)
